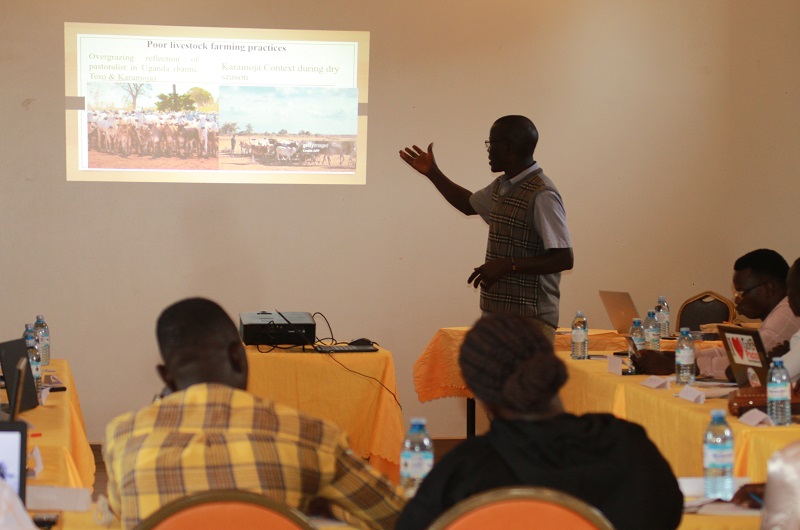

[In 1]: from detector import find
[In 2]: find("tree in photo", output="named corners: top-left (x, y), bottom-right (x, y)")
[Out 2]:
top-left (118, 83), bottom-right (152, 111)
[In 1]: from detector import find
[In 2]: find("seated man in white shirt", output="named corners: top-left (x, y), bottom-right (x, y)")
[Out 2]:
top-left (770, 257), bottom-right (800, 381)
top-left (696, 249), bottom-right (800, 380)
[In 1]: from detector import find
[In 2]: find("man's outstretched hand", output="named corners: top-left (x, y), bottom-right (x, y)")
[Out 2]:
top-left (399, 143), bottom-right (438, 177)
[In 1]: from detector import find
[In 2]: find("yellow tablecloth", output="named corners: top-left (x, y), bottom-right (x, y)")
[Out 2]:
top-left (415, 328), bottom-right (800, 482)
top-left (12, 359), bottom-right (95, 489)
top-left (414, 327), bottom-right (720, 402)
top-left (246, 346), bottom-right (403, 483)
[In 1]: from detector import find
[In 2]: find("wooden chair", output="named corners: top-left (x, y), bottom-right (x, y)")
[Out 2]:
top-left (428, 486), bottom-right (616, 530)
top-left (675, 291), bottom-right (736, 331)
top-left (132, 489), bottom-right (316, 530)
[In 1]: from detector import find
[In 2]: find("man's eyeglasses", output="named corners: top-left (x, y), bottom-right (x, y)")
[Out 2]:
top-left (733, 282), bottom-right (768, 301)
top-left (484, 139), bottom-right (508, 151)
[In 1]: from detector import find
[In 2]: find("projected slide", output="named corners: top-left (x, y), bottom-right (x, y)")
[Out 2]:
top-left (65, 23), bottom-right (369, 184)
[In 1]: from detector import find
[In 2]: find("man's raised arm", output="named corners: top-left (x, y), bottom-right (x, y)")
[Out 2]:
top-left (399, 143), bottom-right (476, 215)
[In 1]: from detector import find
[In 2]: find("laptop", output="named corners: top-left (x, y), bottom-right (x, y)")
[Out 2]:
top-left (599, 291), bottom-right (640, 334)
top-left (0, 338), bottom-right (39, 416)
top-left (717, 325), bottom-right (769, 387)
top-left (0, 421), bottom-right (28, 504)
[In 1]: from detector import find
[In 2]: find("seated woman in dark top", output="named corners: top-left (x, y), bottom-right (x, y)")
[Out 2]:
top-left (396, 314), bottom-right (684, 530)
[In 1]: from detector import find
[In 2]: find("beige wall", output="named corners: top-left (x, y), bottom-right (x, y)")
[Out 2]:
top-left (1, 0), bottom-right (798, 442)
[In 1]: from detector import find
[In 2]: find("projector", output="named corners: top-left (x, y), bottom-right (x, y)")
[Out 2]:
top-left (239, 311), bottom-right (316, 346)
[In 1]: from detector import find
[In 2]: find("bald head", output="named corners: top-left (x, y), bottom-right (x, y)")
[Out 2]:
top-left (156, 298), bottom-right (248, 392)
top-left (492, 115), bottom-right (538, 158)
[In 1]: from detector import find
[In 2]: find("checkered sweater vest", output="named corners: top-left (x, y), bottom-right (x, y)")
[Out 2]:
top-left (480, 169), bottom-right (561, 326)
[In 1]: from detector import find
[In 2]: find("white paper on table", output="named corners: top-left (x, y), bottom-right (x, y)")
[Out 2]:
top-left (739, 408), bottom-right (774, 427)
top-left (25, 485), bottom-right (92, 512)
top-left (39, 387), bottom-right (50, 405)
top-left (607, 356), bottom-right (623, 375)
top-left (30, 446), bottom-right (44, 478)
top-left (678, 385), bottom-right (705, 404)
top-left (641, 376), bottom-right (670, 389)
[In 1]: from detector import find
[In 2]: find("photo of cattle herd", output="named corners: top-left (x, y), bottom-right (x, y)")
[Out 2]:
top-left (86, 109), bottom-right (356, 172)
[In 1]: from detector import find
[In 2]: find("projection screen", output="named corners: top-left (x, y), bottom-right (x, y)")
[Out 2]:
top-left (65, 22), bottom-right (369, 185)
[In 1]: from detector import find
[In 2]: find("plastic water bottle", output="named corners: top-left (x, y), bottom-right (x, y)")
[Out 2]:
top-left (629, 318), bottom-right (645, 353)
top-left (400, 417), bottom-right (434, 498)
top-left (675, 327), bottom-right (696, 385)
top-left (704, 409), bottom-right (734, 500)
top-left (655, 296), bottom-right (670, 337)
top-left (570, 311), bottom-right (588, 360)
top-left (643, 310), bottom-right (661, 351)
top-left (23, 323), bottom-right (35, 344)
top-left (767, 359), bottom-right (792, 426)
top-left (24, 326), bottom-right (42, 396)
top-left (34, 315), bottom-right (50, 366)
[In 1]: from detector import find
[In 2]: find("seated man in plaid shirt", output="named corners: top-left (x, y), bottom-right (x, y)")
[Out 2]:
top-left (103, 297), bottom-right (405, 529)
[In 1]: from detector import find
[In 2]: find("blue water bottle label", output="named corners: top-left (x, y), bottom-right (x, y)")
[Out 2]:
top-left (703, 443), bottom-right (733, 468)
top-left (768, 382), bottom-right (791, 401)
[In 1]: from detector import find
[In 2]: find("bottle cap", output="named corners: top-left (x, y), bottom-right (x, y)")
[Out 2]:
top-left (647, 310), bottom-right (655, 317)
top-left (632, 318), bottom-right (641, 325)
top-left (711, 409), bottom-right (726, 418)
top-left (410, 417), bottom-right (427, 426)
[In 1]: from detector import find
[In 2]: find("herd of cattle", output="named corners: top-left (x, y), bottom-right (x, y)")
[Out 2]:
top-left (87, 110), bottom-right (356, 167)
top-left (88, 110), bottom-right (220, 159)
top-left (237, 138), bottom-right (356, 167)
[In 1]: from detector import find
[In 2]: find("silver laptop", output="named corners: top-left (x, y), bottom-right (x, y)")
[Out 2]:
top-left (599, 291), bottom-right (640, 334)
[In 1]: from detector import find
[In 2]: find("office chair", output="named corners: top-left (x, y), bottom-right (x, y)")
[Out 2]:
top-left (133, 489), bottom-right (316, 530)
top-left (675, 291), bottom-right (735, 331)
top-left (428, 486), bottom-right (616, 530)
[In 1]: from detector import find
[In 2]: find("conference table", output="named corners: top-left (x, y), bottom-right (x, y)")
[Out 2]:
top-left (415, 327), bottom-right (800, 530)
top-left (14, 359), bottom-right (96, 490)
top-left (245, 345), bottom-right (404, 482)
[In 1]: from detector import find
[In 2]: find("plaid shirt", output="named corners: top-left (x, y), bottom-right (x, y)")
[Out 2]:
top-left (103, 383), bottom-right (405, 529)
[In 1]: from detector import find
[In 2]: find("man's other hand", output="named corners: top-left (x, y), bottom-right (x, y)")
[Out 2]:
top-left (731, 483), bottom-right (765, 509)
top-left (467, 258), bottom-right (511, 289)
top-left (631, 349), bottom-right (676, 375)
top-left (769, 340), bottom-right (791, 359)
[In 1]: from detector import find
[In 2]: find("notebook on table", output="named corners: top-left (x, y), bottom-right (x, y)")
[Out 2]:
top-left (599, 291), bottom-right (640, 334)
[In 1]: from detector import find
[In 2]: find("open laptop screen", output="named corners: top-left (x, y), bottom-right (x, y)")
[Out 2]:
top-left (0, 338), bottom-right (39, 415)
top-left (0, 421), bottom-right (27, 504)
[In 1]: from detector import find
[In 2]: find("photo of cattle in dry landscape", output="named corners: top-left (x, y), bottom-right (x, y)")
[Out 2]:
top-left (85, 82), bottom-right (358, 174)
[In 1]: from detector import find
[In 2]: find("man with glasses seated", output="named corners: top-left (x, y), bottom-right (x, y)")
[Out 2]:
top-left (698, 249), bottom-right (800, 379)
top-left (399, 115), bottom-right (573, 342)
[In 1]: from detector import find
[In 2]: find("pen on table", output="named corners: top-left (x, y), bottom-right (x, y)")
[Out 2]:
top-left (748, 492), bottom-right (764, 507)
top-left (30, 432), bottom-right (42, 438)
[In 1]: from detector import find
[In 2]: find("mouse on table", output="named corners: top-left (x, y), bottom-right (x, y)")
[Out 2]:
top-left (349, 338), bottom-right (375, 347)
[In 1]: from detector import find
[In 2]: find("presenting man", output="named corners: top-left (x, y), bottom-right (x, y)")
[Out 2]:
top-left (400, 116), bottom-right (573, 338)
top-left (103, 297), bottom-right (404, 529)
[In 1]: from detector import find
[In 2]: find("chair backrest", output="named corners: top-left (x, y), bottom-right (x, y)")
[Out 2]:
top-left (676, 291), bottom-right (736, 331)
top-left (133, 489), bottom-right (317, 530)
top-left (428, 486), bottom-right (616, 530)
